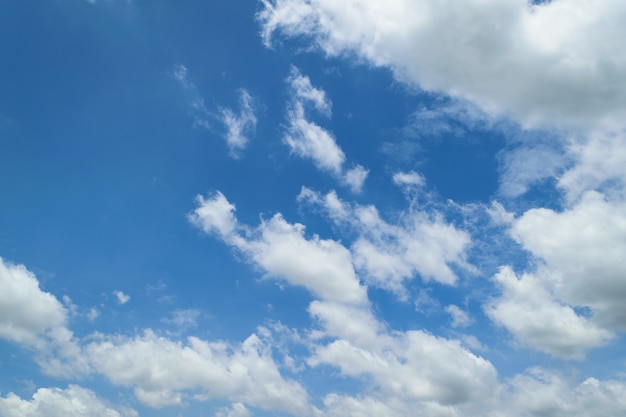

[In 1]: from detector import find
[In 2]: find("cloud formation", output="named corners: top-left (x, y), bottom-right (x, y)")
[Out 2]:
top-left (298, 187), bottom-right (473, 295)
top-left (0, 385), bottom-right (137, 417)
top-left (188, 191), bottom-right (368, 305)
top-left (259, 0), bottom-right (626, 129)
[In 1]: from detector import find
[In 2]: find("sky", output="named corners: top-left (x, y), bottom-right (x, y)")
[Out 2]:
top-left (1, 0), bottom-right (626, 416)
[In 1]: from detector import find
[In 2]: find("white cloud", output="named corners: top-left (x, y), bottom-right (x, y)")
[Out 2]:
top-left (259, 0), bottom-right (626, 129)
top-left (485, 266), bottom-right (613, 359)
top-left (287, 66), bottom-right (332, 116)
top-left (219, 89), bottom-right (257, 158)
top-left (445, 305), bottom-right (473, 328)
top-left (84, 330), bottom-right (311, 414)
top-left (194, 200), bottom-right (497, 412)
top-left (215, 402), bottom-right (252, 417)
top-left (0, 385), bottom-right (137, 417)
top-left (498, 143), bottom-right (567, 198)
top-left (189, 191), bottom-right (368, 305)
top-left (308, 299), bottom-right (498, 408)
top-left (284, 68), bottom-right (368, 191)
top-left (0, 258), bottom-right (67, 345)
top-left (512, 191), bottom-right (626, 330)
top-left (113, 290), bottom-right (130, 305)
top-left (393, 171), bottom-right (425, 188)
top-left (308, 301), bottom-right (382, 347)
top-left (504, 368), bottom-right (626, 417)
top-left (321, 394), bottom-right (408, 417)
top-left (486, 201), bottom-right (514, 226)
top-left (284, 101), bottom-right (346, 176)
top-left (87, 308), bottom-right (100, 321)
top-left (298, 188), bottom-right (473, 295)
top-left (559, 130), bottom-right (626, 201)
top-left (188, 191), bottom-right (239, 237)
top-left (343, 164), bottom-right (369, 193)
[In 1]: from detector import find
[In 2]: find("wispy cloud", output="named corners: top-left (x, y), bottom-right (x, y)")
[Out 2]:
top-left (284, 67), bottom-right (368, 192)
top-left (173, 64), bottom-right (257, 158)
top-left (219, 89), bottom-right (257, 158)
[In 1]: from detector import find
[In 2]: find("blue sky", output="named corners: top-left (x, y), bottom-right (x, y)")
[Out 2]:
top-left (2, 1), bottom-right (626, 416)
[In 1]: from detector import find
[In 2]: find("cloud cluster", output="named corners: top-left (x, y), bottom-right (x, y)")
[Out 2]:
top-left (188, 191), bottom-right (368, 305)
top-left (187, 191), bottom-right (504, 416)
top-left (0, 258), bottom-right (310, 413)
top-left (0, 385), bottom-right (137, 417)
top-left (259, 0), bottom-right (626, 129)
top-left (84, 330), bottom-right (310, 413)
top-left (257, 0), bottom-right (626, 363)
top-left (298, 187), bottom-right (473, 295)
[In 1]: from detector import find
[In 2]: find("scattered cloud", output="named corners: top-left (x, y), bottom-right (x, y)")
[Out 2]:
top-left (113, 290), bottom-right (130, 305)
top-left (6, 2), bottom-right (626, 417)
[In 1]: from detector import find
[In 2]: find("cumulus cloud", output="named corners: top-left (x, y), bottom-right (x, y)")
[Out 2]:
top-left (219, 89), bottom-right (257, 158)
top-left (0, 258), bottom-right (67, 345)
top-left (189, 191), bottom-right (368, 305)
top-left (259, 0), bottom-right (626, 129)
top-left (298, 187), bottom-right (473, 295)
top-left (485, 266), bottom-right (613, 359)
top-left (188, 192), bottom-right (501, 412)
top-left (0, 385), bottom-right (137, 417)
top-left (84, 330), bottom-right (310, 413)
top-left (511, 191), bottom-right (626, 330)
top-left (308, 299), bottom-right (498, 409)
top-left (284, 68), bottom-right (368, 192)
top-left (503, 368), bottom-right (626, 417)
